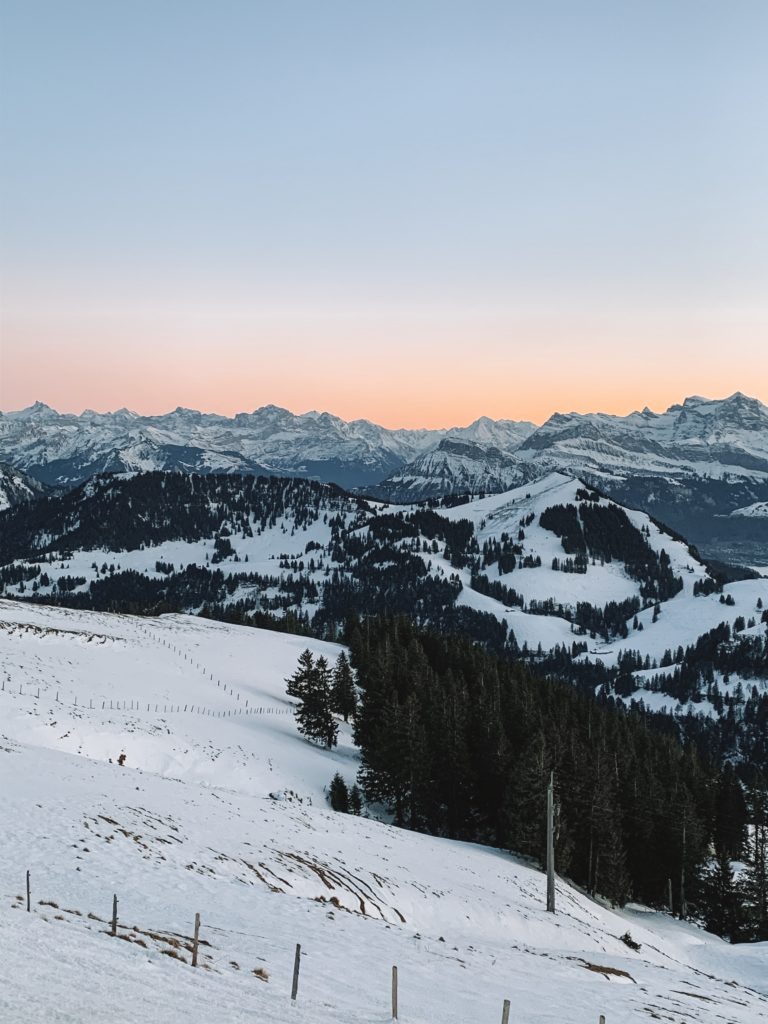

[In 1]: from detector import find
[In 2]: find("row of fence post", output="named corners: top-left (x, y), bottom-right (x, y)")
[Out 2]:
top-left (23, 872), bottom-right (609, 1021)
top-left (1, 684), bottom-right (292, 719)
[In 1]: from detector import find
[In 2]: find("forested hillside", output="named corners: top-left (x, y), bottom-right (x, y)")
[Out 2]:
top-left (0, 470), bottom-right (766, 780)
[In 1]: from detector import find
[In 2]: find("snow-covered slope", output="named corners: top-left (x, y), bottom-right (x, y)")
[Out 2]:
top-left (1, 600), bottom-right (765, 1024)
top-left (365, 436), bottom-right (533, 502)
top-left (0, 462), bottom-right (46, 511)
top-left (518, 392), bottom-right (768, 482)
top-left (731, 502), bottom-right (768, 518)
top-left (435, 473), bottom-right (708, 646)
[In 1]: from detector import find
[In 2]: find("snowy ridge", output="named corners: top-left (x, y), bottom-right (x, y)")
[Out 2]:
top-left (1, 599), bottom-right (766, 1023)
top-left (366, 436), bottom-right (533, 502)
top-left (518, 392), bottom-right (768, 481)
top-left (0, 402), bottom-right (534, 489)
top-left (731, 502), bottom-right (768, 518)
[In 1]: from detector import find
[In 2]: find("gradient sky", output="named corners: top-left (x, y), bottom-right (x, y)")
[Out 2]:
top-left (1, 1), bottom-right (767, 428)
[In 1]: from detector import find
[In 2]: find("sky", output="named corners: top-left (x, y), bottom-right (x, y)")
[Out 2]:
top-left (1, 0), bottom-right (766, 428)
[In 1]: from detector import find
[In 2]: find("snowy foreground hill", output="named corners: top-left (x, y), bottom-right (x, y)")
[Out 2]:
top-left (1, 600), bottom-right (766, 1023)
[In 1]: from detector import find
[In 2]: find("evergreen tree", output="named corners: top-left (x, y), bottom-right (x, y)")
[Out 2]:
top-left (286, 648), bottom-right (315, 700)
top-left (713, 762), bottom-right (748, 860)
top-left (702, 849), bottom-right (743, 941)
top-left (349, 783), bottom-right (364, 815)
top-left (329, 772), bottom-right (349, 812)
top-left (295, 655), bottom-right (338, 749)
top-left (331, 651), bottom-right (357, 721)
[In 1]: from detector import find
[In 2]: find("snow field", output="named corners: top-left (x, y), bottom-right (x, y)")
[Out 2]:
top-left (1, 601), bottom-right (767, 1023)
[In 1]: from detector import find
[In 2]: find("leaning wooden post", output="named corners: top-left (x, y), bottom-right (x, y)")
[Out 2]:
top-left (26, 870), bottom-right (30, 912)
top-left (391, 965), bottom-right (398, 1020)
top-left (546, 771), bottom-right (556, 913)
top-left (192, 912), bottom-right (201, 967)
top-left (291, 943), bottom-right (301, 1000)
top-left (501, 998), bottom-right (511, 1024)
top-left (111, 894), bottom-right (118, 936)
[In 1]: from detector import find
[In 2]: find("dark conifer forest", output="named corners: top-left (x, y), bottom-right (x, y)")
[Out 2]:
top-left (341, 617), bottom-right (768, 942)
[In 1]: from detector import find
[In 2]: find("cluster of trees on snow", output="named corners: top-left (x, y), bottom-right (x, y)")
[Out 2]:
top-left (285, 649), bottom-right (357, 749)
top-left (0, 472), bottom-right (359, 563)
top-left (539, 500), bottom-right (684, 603)
top-left (314, 616), bottom-right (767, 941)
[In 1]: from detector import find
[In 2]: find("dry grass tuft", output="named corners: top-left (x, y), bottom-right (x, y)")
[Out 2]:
top-left (161, 948), bottom-right (188, 963)
top-left (580, 960), bottom-right (635, 982)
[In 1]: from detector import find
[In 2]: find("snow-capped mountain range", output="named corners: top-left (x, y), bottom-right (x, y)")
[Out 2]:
top-left (372, 391), bottom-right (768, 497)
top-left (1, 393), bottom-right (767, 561)
top-left (1, 393), bottom-right (764, 493)
top-left (0, 401), bottom-right (535, 490)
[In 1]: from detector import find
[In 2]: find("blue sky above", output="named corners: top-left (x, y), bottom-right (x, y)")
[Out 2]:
top-left (1, 1), bottom-right (766, 424)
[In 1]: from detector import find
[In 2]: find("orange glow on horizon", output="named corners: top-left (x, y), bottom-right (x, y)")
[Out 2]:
top-left (2, 311), bottom-right (766, 430)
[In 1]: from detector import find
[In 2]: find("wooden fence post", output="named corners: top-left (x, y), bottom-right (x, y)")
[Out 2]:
top-left (501, 998), bottom-right (510, 1024)
top-left (392, 965), bottom-right (398, 1020)
top-left (26, 870), bottom-right (30, 912)
top-left (111, 894), bottom-right (118, 936)
top-left (291, 943), bottom-right (301, 1000)
top-left (599, 1016), bottom-right (606, 1024)
top-left (192, 913), bottom-right (201, 967)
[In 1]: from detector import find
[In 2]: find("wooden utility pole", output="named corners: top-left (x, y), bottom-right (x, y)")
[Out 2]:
top-left (667, 877), bottom-right (673, 914)
top-left (391, 965), bottom-right (398, 1020)
top-left (111, 894), bottom-right (118, 936)
top-left (26, 870), bottom-right (30, 912)
top-left (291, 944), bottom-right (301, 1000)
top-left (501, 998), bottom-right (511, 1024)
top-left (546, 771), bottom-right (556, 913)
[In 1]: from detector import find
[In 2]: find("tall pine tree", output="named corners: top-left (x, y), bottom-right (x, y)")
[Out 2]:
top-left (295, 655), bottom-right (338, 749)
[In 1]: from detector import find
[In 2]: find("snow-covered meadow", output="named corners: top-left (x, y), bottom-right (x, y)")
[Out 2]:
top-left (1, 599), bottom-right (766, 1023)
